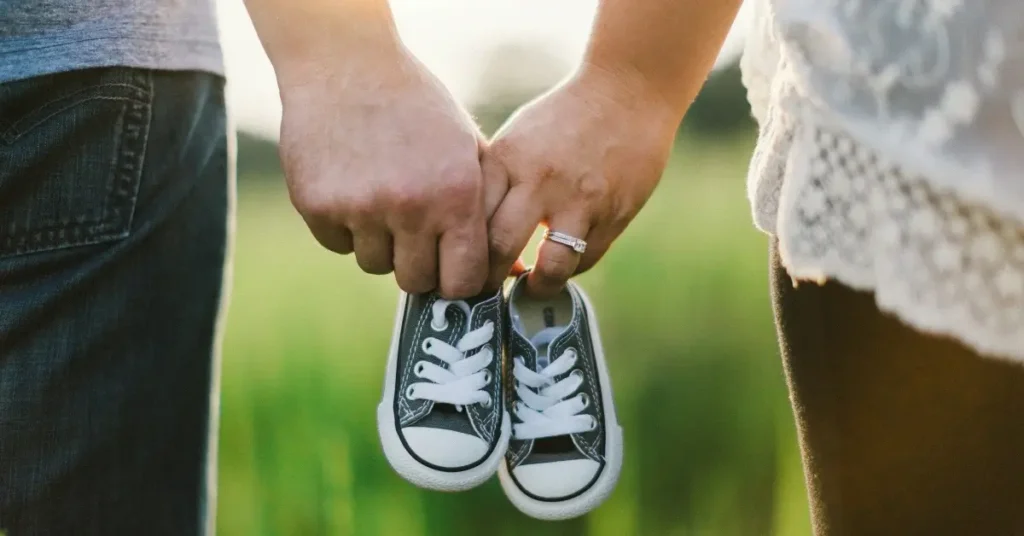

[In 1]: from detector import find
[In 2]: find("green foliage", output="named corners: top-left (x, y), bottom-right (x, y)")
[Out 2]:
top-left (236, 132), bottom-right (282, 181)
top-left (216, 135), bottom-right (812, 535)
top-left (476, 60), bottom-right (757, 141)
top-left (682, 62), bottom-right (757, 138)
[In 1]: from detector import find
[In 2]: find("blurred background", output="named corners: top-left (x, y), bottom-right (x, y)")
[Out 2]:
top-left (213, 1), bottom-right (812, 534)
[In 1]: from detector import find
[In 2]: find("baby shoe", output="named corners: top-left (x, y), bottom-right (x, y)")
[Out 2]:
top-left (378, 288), bottom-right (511, 491)
top-left (499, 273), bottom-right (623, 519)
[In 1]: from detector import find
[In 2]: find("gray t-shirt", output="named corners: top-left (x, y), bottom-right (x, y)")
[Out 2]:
top-left (0, 0), bottom-right (223, 84)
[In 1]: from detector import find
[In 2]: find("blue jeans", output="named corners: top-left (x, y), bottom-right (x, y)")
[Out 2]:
top-left (0, 67), bottom-right (232, 535)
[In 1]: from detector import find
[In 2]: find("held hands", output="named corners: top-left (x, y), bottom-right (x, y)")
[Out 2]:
top-left (281, 52), bottom-right (680, 298)
top-left (482, 66), bottom-right (679, 297)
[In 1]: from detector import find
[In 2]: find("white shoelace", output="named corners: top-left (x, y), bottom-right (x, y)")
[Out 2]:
top-left (405, 299), bottom-right (494, 410)
top-left (511, 327), bottom-right (597, 440)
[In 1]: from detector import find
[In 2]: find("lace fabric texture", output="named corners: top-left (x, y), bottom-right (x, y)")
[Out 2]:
top-left (742, 0), bottom-right (1024, 361)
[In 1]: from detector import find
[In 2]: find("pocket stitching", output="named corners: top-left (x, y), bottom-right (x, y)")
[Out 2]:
top-left (1, 82), bottom-right (148, 144)
top-left (110, 74), bottom-right (152, 248)
top-left (0, 73), bottom-right (153, 257)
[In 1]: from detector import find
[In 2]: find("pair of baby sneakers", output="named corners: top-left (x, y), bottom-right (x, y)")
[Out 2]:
top-left (377, 272), bottom-right (623, 520)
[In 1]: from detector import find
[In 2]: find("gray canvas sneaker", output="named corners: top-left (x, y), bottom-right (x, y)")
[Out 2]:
top-left (499, 273), bottom-right (623, 519)
top-left (377, 288), bottom-right (511, 491)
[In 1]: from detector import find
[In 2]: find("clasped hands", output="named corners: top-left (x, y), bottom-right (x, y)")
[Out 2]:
top-left (279, 49), bottom-right (680, 299)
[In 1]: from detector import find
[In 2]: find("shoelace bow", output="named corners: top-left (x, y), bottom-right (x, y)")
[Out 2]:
top-left (512, 327), bottom-right (596, 440)
top-left (406, 298), bottom-right (494, 410)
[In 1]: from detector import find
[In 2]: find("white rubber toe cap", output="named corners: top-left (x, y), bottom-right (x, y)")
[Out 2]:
top-left (401, 427), bottom-right (489, 468)
top-left (512, 459), bottom-right (601, 499)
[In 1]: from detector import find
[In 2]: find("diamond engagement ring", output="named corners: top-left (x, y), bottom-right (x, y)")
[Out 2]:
top-left (543, 230), bottom-right (587, 254)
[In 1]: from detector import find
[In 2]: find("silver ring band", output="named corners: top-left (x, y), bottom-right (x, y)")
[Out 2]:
top-left (544, 230), bottom-right (587, 254)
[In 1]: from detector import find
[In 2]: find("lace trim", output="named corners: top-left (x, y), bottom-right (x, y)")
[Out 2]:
top-left (754, 116), bottom-right (1024, 363)
top-left (743, 0), bottom-right (1024, 361)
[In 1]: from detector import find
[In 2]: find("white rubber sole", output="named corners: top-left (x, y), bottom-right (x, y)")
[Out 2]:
top-left (377, 291), bottom-right (511, 492)
top-left (498, 283), bottom-right (624, 520)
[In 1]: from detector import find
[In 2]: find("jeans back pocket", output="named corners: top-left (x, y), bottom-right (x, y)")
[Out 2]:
top-left (0, 67), bottom-right (153, 258)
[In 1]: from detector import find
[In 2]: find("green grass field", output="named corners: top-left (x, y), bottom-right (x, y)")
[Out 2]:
top-left (216, 134), bottom-right (813, 535)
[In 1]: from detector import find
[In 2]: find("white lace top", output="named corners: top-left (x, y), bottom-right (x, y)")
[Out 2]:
top-left (740, 0), bottom-right (1024, 361)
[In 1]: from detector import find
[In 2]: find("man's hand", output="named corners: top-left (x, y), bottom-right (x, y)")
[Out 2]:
top-left (483, 65), bottom-right (679, 297)
top-left (244, 0), bottom-right (496, 298)
top-left (279, 52), bottom-right (492, 298)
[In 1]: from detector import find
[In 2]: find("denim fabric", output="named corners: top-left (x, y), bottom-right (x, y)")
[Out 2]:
top-left (0, 67), bottom-right (232, 535)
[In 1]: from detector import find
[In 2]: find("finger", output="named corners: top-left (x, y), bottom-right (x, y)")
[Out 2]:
top-left (527, 213), bottom-right (590, 298)
top-left (306, 219), bottom-right (355, 255)
top-left (352, 227), bottom-right (395, 275)
top-left (392, 231), bottom-right (439, 294)
top-left (510, 257), bottom-right (528, 277)
top-left (486, 185), bottom-right (544, 291)
top-left (438, 216), bottom-right (488, 299)
top-left (574, 227), bottom-right (616, 276)
top-left (481, 151), bottom-right (510, 220)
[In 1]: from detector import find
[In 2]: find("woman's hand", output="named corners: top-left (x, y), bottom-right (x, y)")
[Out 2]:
top-left (482, 65), bottom-right (680, 297)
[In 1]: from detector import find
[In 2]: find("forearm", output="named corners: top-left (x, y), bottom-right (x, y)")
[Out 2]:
top-left (243, 0), bottom-right (404, 85)
top-left (581, 0), bottom-right (743, 118)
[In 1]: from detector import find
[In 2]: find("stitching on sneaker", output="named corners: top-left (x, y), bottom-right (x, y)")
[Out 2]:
top-left (466, 296), bottom-right (501, 443)
top-left (507, 328), bottom-right (536, 466)
top-left (398, 295), bottom-right (467, 427)
top-left (569, 294), bottom-right (605, 462)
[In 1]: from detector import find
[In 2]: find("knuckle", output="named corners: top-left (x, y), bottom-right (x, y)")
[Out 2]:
top-left (607, 198), bottom-right (638, 230)
top-left (577, 176), bottom-right (610, 203)
top-left (292, 185), bottom-right (337, 222)
top-left (385, 186), bottom-right (427, 215)
top-left (438, 172), bottom-right (481, 209)
top-left (436, 187), bottom-right (483, 231)
top-left (392, 208), bottom-right (427, 232)
top-left (488, 229), bottom-right (520, 262)
top-left (340, 192), bottom-right (377, 224)
top-left (385, 188), bottom-right (428, 230)
top-left (535, 162), bottom-right (559, 184)
top-left (610, 211), bottom-right (633, 231)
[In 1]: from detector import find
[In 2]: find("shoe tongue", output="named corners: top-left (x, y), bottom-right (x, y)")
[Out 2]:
top-left (463, 290), bottom-right (494, 312)
top-left (441, 289), bottom-right (498, 332)
top-left (529, 326), bottom-right (568, 370)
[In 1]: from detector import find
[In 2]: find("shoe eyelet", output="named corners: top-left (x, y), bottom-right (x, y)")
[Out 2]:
top-left (587, 415), bottom-right (597, 431)
top-left (482, 370), bottom-right (491, 384)
top-left (578, 393), bottom-right (590, 408)
top-left (405, 385), bottom-right (417, 400)
top-left (570, 369), bottom-right (584, 382)
top-left (421, 338), bottom-right (434, 353)
top-left (414, 362), bottom-right (426, 377)
top-left (431, 318), bottom-right (449, 332)
top-left (480, 396), bottom-right (492, 408)
top-left (566, 347), bottom-right (578, 358)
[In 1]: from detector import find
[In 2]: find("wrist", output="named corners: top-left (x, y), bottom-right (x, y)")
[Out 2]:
top-left (261, 7), bottom-right (406, 90)
top-left (570, 61), bottom-right (682, 135)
